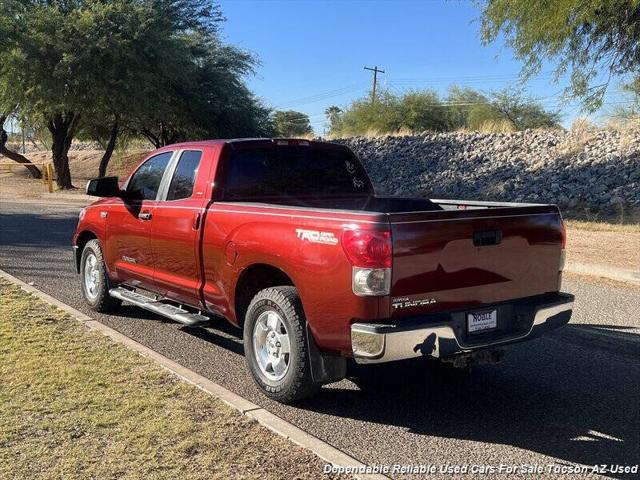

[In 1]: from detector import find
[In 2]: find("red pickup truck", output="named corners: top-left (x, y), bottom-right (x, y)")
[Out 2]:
top-left (74, 138), bottom-right (574, 403)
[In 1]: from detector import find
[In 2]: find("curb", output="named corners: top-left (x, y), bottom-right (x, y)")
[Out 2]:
top-left (566, 261), bottom-right (640, 286)
top-left (0, 269), bottom-right (389, 480)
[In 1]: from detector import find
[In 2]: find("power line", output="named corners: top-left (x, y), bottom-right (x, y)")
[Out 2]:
top-left (274, 83), bottom-right (368, 109)
top-left (389, 70), bottom-right (557, 84)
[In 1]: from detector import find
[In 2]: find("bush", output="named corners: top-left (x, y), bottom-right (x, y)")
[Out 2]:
top-left (327, 86), bottom-right (561, 136)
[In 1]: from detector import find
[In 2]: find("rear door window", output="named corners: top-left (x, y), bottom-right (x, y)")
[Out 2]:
top-left (222, 146), bottom-right (370, 200)
top-left (127, 152), bottom-right (173, 200)
top-left (166, 150), bottom-right (202, 201)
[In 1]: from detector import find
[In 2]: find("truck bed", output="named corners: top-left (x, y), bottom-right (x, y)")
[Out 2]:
top-left (219, 196), bottom-right (564, 321)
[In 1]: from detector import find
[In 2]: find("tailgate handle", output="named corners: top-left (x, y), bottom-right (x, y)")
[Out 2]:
top-left (473, 229), bottom-right (502, 246)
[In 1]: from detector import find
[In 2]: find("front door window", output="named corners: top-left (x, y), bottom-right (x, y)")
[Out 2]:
top-left (127, 152), bottom-right (173, 201)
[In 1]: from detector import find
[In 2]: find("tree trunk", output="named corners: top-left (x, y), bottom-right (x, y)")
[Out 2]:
top-left (141, 127), bottom-right (161, 149)
top-left (47, 112), bottom-right (78, 189)
top-left (98, 118), bottom-right (119, 177)
top-left (0, 116), bottom-right (42, 179)
top-left (140, 122), bottom-right (181, 149)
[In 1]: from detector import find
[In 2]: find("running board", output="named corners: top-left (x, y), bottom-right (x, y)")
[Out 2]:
top-left (109, 287), bottom-right (209, 326)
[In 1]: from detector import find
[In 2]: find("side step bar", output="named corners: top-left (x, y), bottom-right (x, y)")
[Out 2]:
top-left (109, 287), bottom-right (210, 327)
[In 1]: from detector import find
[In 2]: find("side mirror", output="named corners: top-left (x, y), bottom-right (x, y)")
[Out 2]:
top-left (86, 176), bottom-right (123, 197)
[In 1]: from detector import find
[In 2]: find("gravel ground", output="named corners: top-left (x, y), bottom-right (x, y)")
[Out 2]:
top-left (0, 200), bottom-right (638, 479)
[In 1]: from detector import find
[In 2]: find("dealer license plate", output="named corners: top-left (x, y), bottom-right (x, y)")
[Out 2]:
top-left (467, 310), bottom-right (497, 334)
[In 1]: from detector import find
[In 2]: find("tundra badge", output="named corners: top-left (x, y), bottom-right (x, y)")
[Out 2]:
top-left (392, 297), bottom-right (437, 309)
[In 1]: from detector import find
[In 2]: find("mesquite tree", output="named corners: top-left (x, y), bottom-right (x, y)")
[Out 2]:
top-left (0, 113), bottom-right (41, 179)
top-left (1, 0), bottom-right (273, 186)
top-left (479, 0), bottom-right (640, 111)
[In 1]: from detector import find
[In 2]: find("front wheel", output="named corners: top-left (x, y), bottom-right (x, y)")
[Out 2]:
top-left (243, 286), bottom-right (319, 403)
top-left (80, 239), bottom-right (121, 313)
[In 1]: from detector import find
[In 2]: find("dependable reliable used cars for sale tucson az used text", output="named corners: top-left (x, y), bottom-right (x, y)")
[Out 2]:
top-left (73, 138), bottom-right (575, 403)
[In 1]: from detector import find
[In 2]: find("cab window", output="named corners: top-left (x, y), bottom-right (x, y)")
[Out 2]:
top-left (166, 151), bottom-right (202, 201)
top-left (127, 152), bottom-right (173, 200)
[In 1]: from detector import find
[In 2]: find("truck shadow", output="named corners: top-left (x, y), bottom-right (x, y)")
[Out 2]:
top-left (298, 325), bottom-right (640, 474)
top-left (180, 324), bottom-right (245, 356)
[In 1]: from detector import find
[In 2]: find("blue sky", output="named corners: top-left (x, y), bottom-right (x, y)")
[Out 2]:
top-left (220, 0), bottom-right (628, 133)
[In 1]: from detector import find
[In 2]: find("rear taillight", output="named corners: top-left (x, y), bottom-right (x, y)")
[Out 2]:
top-left (342, 230), bottom-right (391, 268)
top-left (342, 230), bottom-right (392, 296)
top-left (559, 218), bottom-right (566, 271)
top-left (558, 219), bottom-right (566, 289)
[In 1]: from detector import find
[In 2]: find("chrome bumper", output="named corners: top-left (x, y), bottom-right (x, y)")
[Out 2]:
top-left (351, 293), bottom-right (574, 364)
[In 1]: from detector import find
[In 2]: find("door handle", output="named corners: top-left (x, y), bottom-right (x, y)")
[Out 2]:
top-left (138, 211), bottom-right (152, 221)
top-left (473, 229), bottom-right (502, 247)
top-left (193, 212), bottom-right (201, 230)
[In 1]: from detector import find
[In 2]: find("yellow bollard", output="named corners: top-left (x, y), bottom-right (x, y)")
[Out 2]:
top-left (47, 163), bottom-right (54, 193)
top-left (42, 163), bottom-right (47, 185)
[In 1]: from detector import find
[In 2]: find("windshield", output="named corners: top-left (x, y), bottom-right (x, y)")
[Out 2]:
top-left (221, 146), bottom-right (371, 201)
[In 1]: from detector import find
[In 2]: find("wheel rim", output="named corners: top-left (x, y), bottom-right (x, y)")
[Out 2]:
top-left (252, 310), bottom-right (291, 381)
top-left (83, 252), bottom-right (100, 300)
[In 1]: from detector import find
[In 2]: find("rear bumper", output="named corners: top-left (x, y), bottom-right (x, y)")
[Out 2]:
top-left (351, 293), bottom-right (574, 364)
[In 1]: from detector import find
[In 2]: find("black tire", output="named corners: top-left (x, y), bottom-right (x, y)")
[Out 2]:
top-left (80, 239), bottom-right (121, 313)
top-left (243, 286), bottom-right (319, 403)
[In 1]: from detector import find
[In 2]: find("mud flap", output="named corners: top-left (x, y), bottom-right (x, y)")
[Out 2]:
top-left (306, 324), bottom-right (346, 384)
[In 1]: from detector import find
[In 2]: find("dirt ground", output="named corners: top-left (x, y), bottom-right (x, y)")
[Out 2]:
top-left (1, 149), bottom-right (638, 272)
top-left (566, 228), bottom-right (639, 270)
top-left (0, 150), bottom-right (147, 202)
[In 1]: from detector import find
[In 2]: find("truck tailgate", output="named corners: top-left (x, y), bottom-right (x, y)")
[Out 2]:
top-left (388, 205), bottom-right (564, 318)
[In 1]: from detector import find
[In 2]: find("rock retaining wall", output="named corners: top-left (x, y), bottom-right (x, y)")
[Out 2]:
top-left (334, 128), bottom-right (640, 219)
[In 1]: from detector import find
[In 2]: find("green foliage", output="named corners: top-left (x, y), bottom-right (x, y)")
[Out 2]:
top-left (328, 86), bottom-right (560, 136)
top-left (325, 106), bottom-right (343, 133)
top-left (445, 86), bottom-right (490, 129)
top-left (0, 0), bottom-right (274, 185)
top-left (273, 110), bottom-right (313, 137)
top-left (489, 87), bottom-right (561, 130)
top-left (331, 91), bottom-right (404, 136)
top-left (479, 0), bottom-right (640, 111)
top-left (399, 90), bottom-right (452, 132)
top-left (610, 76), bottom-right (640, 119)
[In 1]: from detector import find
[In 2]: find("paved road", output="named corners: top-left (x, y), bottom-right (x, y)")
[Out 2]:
top-left (1, 200), bottom-right (638, 479)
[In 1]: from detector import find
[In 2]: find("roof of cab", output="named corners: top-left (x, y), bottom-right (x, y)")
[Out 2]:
top-left (164, 138), bottom-right (340, 149)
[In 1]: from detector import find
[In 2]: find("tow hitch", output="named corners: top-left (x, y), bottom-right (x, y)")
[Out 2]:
top-left (443, 349), bottom-right (504, 369)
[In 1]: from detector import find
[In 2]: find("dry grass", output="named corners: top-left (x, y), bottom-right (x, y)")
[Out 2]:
top-left (566, 225), bottom-right (640, 270)
top-left (608, 117), bottom-right (640, 153)
top-left (326, 127), bottom-right (421, 140)
top-left (566, 219), bottom-right (640, 233)
top-left (556, 118), bottom-right (598, 155)
top-left (563, 271), bottom-right (640, 291)
top-left (0, 279), bottom-right (346, 480)
top-left (475, 119), bottom-right (517, 133)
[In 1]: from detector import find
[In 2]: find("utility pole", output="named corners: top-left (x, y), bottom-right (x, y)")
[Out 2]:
top-left (364, 65), bottom-right (385, 104)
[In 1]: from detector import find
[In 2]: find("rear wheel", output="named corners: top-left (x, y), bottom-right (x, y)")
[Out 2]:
top-left (80, 239), bottom-right (121, 313)
top-left (243, 286), bottom-right (319, 403)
